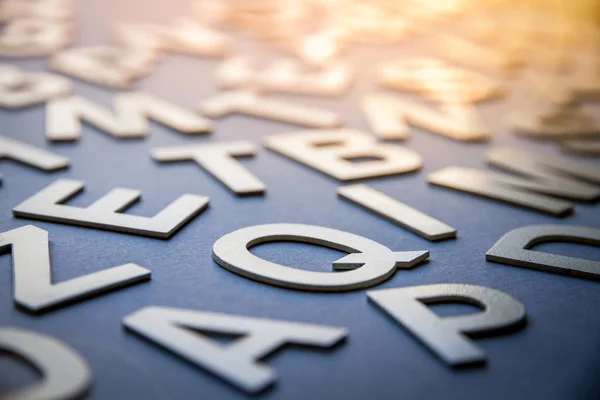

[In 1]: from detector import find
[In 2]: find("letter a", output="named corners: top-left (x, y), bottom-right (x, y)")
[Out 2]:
top-left (123, 306), bottom-right (347, 393)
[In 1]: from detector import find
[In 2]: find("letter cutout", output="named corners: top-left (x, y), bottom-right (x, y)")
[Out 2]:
top-left (364, 57), bottom-right (502, 140)
top-left (13, 179), bottom-right (209, 238)
top-left (486, 225), bottom-right (600, 280)
top-left (433, 34), bottom-right (519, 72)
top-left (297, 28), bottom-right (343, 67)
top-left (506, 55), bottom-right (600, 141)
top-left (165, 20), bottom-right (228, 57)
top-left (362, 93), bottom-right (488, 141)
top-left (337, 184), bottom-right (456, 241)
top-left (111, 23), bottom-right (163, 52)
top-left (212, 223), bottom-right (428, 291)
top-left (199, 90), bottom-right (341, 128)
top-left (0, 18), bottom-right (72, 56)
top-left (521, 69), bottom-right (575, 106)
top-left (0, 0), bottom-right (73, 21)
top-left (428, 146), bottom-right (600, 216)
top-left (264, 129), bottom-right (422, 181)
top-left (521, 64), bottom-right (600, 103)
top-left (377, 57), bottom-right (504, 104)
top-left (0, 135), bottom-right (68, 183)
top-left (51, 46), bottom-right (158, 89)
top-left (0, 225), bottom-right (150, 312)
top-left (0, 64), bottom-right (70, 108)
top-left (486, 147), bottom-right (600, 198)
top-left (561, 139), bottom-right (600, 156)
top-left (0, 327), bottom-right (91, 400)
top-left (507, 102), bottom-right (599, 140)
top-left (46, 92), bottom-right (211, 141)
top-left (123, 306), bottom-right (347, 394)
top-left (152, 141), bottom-right (265, 196)
top-left (368, 284), bottom-right (526, 366)
top-left (216, 56), bottom-right (353, 97)
top-left (114, 18), bottom-right (229, 58)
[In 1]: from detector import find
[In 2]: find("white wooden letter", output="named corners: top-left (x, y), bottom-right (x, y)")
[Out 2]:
top-left (264, 129), bottom-right (422, 181)
top-left (152, 141), bottom-right (265, 196)
top-left (363, 94), bottom-right (489, 141)
top-left (0, 225), bottom-right (150, 312)
top-left (212, 224), bottom-right (429, 292)
top-left (428, 147), bottom-right (600, 216)
top-left (0, 135), bottom-right (68, 173)
top-left (51, 46), bottom-right (158, 89)
top-left (337, 184), bottom-right (456, 241)
top-left (0, 64), bottom-right (70, 108)
top-left (123, 306), bottom-right (347, 394)
top-left (368, 284), bottom-right (526, 366)
top-left (217, 56), bottom-right (353, 97)
top-left (46, 92), bottom-right (211, 141)
top-left (0, 18), bottom-right (72, 57)
top-left (0, 327), bottom-right (91, 400)
top-left (13, 179), bottom-right (209, 238)
top-left (199, 91), bottom-right (341, 128)
top-left (487, 225), bottom-right (600, 280)
top-left (114, 18), bottom-right (229, 58)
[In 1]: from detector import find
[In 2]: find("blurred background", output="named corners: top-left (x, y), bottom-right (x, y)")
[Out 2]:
top-left (0, 1), bottom-right (599, 399)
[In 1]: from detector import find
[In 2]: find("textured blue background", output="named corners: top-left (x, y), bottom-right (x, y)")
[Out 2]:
top-left (1, 1), bottom-right (600, 399)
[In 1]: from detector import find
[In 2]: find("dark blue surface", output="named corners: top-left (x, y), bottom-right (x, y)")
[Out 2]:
top-left (1, 1), bottom-right (600, 399)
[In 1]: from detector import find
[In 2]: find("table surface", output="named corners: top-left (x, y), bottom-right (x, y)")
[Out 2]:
top-left (1, 1), bottom-right (600, 399)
